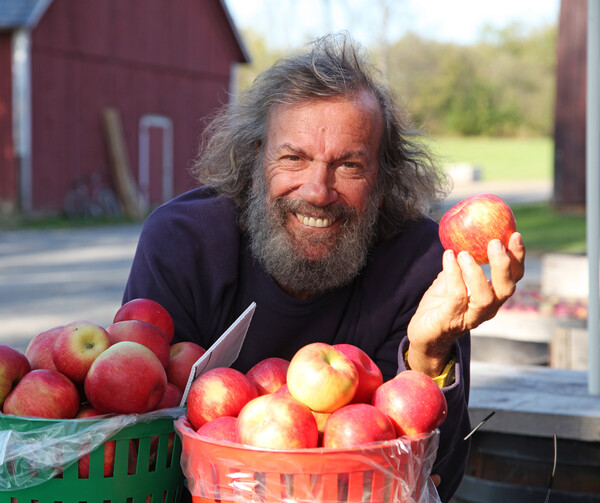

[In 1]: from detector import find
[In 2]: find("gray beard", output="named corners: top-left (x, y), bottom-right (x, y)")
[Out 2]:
top-left (244, 178), bottom-right (380, 297)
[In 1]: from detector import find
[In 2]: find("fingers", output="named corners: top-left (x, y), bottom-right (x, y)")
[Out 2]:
top-left (442, 249), bottom-right (470, 309)
top-left (507, 232), bottom-right (526, 282)
top-left (488, 239), bottom-right (516, 301)
top-left (457, 251), bottom-right (495, 306)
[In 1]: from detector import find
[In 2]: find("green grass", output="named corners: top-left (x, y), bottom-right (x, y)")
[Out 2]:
top-left (511, 202), bottom-right (586, 255)
top-left (428, 136), bottom-right (554, 181)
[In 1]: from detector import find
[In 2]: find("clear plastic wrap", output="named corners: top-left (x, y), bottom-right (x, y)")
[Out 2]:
top-left (174, 416), bottom-right (442, 503)
top-left (0, 407), bottom-right (184, 491)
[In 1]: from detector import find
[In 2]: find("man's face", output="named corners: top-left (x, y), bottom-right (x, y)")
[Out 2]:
top-left (246, 90), bottom-right (383, 298)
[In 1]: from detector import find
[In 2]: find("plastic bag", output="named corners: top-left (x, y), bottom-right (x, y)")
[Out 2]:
top-left (0, 407), bottom-right (184, 490)
top-left (175, 416), bottom-right (442, 503)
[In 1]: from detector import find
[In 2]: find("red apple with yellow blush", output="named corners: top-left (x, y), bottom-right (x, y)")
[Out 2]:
top-left (438, 193), bottom-right (517, 265)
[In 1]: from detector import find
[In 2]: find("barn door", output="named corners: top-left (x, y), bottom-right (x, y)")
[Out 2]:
top-left (138, 115), bottom-right (174, 210)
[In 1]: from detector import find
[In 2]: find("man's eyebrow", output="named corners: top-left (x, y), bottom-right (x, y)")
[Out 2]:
top-left (276, 143), bottom-right (306, 155)
top-left (276, 143), bottom-right (369, 160)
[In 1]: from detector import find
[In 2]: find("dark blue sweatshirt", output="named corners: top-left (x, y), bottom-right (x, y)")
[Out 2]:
top-left (122, 187), bottom-right (471, 502)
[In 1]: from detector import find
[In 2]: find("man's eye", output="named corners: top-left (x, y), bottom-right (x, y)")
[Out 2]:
top-left (283, 155), bottom-right (301, 161)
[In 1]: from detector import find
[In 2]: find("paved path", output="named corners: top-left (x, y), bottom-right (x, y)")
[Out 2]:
top-left (0, 224), bottom-right (142, 353)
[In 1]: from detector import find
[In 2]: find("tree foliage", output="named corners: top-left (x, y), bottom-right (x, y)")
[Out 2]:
top-left (382, 23), bottom-right (557, 136)
top-left (235, 22), bottom-right (557, 137)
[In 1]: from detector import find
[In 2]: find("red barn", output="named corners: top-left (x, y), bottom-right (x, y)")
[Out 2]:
top-left (0, 0), bottom-right (248, 217)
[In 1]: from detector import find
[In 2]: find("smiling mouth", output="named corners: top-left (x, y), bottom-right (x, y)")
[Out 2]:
top-left (295, 212), bottom-right (334, 228)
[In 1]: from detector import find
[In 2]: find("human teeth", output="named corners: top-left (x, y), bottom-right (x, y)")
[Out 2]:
top-left (295, 213), bottom-right (332, 228)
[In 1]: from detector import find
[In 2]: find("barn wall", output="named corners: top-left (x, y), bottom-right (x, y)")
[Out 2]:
top-left (0, 33), bottom-right (17, 209)
top-left (28, 0), bottom-right (245, 212)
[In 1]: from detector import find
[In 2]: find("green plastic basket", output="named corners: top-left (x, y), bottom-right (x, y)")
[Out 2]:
top-left (0, 415), bottom-right (184, 503)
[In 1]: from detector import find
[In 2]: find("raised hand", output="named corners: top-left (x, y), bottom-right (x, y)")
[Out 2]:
top-left (406, 232), bottom-right (525, 377)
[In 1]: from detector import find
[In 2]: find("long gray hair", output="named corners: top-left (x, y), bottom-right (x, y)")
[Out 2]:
top-left (191, 32), bottom-right (448, 240)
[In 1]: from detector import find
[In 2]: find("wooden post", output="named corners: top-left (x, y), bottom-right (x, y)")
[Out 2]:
top-left (102, 107), bottom-right (146, 221)
top-left (553, 0), bottom-right (588, 209)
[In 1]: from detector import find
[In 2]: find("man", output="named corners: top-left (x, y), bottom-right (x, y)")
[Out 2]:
top-left (123, 33), bottom-right (525, 501)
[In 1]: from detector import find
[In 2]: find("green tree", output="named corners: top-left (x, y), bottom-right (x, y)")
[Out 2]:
top-left (384, 23), bottom-right (557, 136)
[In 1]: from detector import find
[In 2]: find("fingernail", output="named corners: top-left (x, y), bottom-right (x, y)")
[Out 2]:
top-left (515, 233), bottom-right (523, 247)
top-left (490, 239), bottom-right (503, 253)
top-left (457, 251), bottom-right (474, 265)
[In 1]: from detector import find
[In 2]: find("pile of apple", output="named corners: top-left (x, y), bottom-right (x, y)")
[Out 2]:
top-left (186, 342), bottom-right (448, 450)
top-left (0, 298), bottom-right (207, 420)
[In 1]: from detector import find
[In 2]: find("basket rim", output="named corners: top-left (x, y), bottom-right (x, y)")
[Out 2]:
top-left (174, 416), bottom-right (438, 455)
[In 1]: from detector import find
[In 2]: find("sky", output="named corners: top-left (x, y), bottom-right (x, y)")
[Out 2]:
top-left (224, 0), bottom-right (561, 51)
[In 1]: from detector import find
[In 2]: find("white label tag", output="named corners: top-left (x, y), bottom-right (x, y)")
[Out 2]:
top-left (179, 302), bottom-right (256, 407)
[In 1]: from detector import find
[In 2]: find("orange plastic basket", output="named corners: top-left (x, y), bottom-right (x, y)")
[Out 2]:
top-left (174, 416), bottom-right (439, 503)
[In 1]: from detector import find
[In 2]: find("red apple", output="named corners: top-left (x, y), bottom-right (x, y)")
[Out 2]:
top-left (51, 321), bottom-right (111, 384)
top-left (186, 367), bottom-right (258, 430)
top-left (3, 369), bottom-right (80, 419)
top-left (76, 404), bottom-right (112, 418)
top-left (275, 383), bottom-right (330, 441)
top-left (0, 345), bottom-right (31, 408)
top-left (166, 341), bottom-right (206, 392)
top-left (114, 298), bottom-right (174, 343)
top-left (286, 342), bottom-right (359, 413)
top-left (372, 370), bottom-right (447, 436)
top-left (25, 326), bottom-right (63, 370)
top-left (155, 382), bottom-right (183, 410)
top-left (236, 393), bottom-right (319, 449)
top-left (333, 344), bottom-right (383, 404)
top-left (84, 341), bottom-right (168, 414)
top-left (75, 406), bottom-right (131, 478)
top-left (323, 403), bottom-right (396, 448)
top-left (106, 320), bottom-right (170, 368)
top-left (438, 193), bottom-right (517, 265)
top-left (246, 357), bottom-right (289, 395)
top-left (77, 438), bottom-right (117, 478)
top-left (196, 416), bottom-right (238, 443)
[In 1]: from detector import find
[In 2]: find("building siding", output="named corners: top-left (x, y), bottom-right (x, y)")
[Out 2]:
top-left (16, 0), bottom-right (245, 213)
top-left (0, 33), bottom-right (16, 208)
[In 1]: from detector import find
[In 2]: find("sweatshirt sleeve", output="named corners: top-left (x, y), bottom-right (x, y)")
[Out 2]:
top-left (397, 333), bottom-right (472, 503)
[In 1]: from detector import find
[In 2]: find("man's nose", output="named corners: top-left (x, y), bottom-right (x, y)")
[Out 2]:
top-left (296, 163), bottom-right (338, 206)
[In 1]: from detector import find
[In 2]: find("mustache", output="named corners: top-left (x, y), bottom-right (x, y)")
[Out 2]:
top-left (270, 197), bottom-right (357, 223)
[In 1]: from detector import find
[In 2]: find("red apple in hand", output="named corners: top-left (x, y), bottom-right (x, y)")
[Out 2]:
top-left (3, 369), bottom-right (80, 419)
top-left (106, 320), bottom-right (170, 368)
top-left (114, 298), bottom-right (174, 343)
top-left (333, 344), bottom-right (383, 404)
top-left (246, 357), bottom-right (289, 395)
top-left (84, 341), bottom-right (167, 414)
top-left (186, 367), bottom-right (258, 430)
top-left (166, 341), bottom-right (206, 392)
top-left (52, 321), bottom-right (111, 384)
top-left (287, 342), bottom-right (358, 413)
top-left (438, 193), bottom-right (517, 265)
top-left (372, 370), bottom-right (447, 436)
top-left (196, 416), bottom-right (238, 443)
top-left (236, 393), bottom-right (319, 449)
top-left (323, 403), bottom-right (396, 448)
top-left (0, 345), bottom-right (31, 408)
top-left (25, 326), bottom-right (63, 370)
